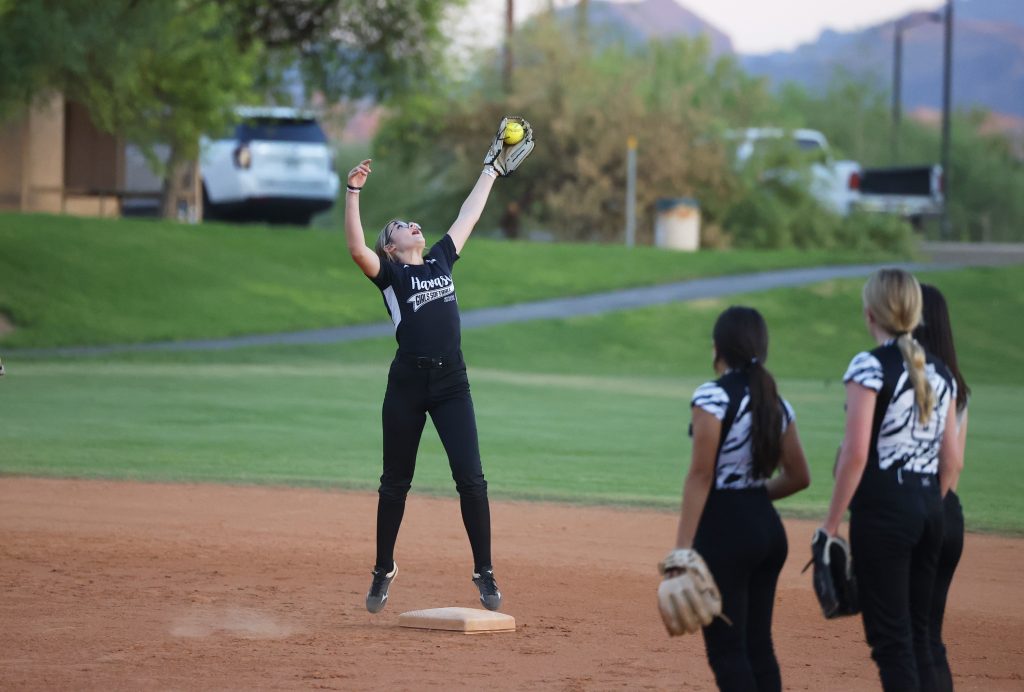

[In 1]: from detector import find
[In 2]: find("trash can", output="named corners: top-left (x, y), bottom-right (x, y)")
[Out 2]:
top-left (654, 198), bottom-right (700, 251)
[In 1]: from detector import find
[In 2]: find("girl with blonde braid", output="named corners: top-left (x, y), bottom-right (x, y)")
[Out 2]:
top-left (820, 269), bottom-right (961, 691)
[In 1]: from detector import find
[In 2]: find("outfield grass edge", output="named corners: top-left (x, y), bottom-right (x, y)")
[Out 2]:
top-left (3, 471), bottom-right (1018, 537)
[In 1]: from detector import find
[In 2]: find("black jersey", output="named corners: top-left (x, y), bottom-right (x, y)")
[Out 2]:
top-left (371, 234), bottom-right (461, 357)
top-left (691, 371), bottom-right (795, 490)
top-left (844, 340), bottom-right (957, 507)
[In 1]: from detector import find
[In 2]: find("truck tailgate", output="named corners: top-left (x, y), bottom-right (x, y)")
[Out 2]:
top-left (859, 165), bottom-right (940, 196)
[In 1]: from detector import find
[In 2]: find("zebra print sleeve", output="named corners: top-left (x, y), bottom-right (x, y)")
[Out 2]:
top-left (691, 382), bottom-right (729, 420)
top-left (781, 397), bottom-right (796, 431)
top-left (843, 352), bottom-right (884, 392)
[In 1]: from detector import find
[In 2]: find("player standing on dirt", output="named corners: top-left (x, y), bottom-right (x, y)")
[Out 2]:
top-left (914, 283), bottom-right (970, 692)
top-left (820, 269), bottom-right (961, 691)
top-left (343, 118), bottom-right (533, 614)
top-left (663, 306), bottom-right (811, 691)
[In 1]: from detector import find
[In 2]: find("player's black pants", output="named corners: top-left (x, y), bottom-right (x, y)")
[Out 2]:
top-left (930, 491), bottom-right (963, 692)
top-left (850, 481), bottom-right (944, 692)
top-left (694, 487), bottom-right (787, 692)
top-left (374, 351), bottom-right (491, 573)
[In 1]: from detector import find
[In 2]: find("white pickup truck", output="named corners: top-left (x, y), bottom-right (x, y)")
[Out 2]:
top-left (732, 128), bottom-right (944, 226)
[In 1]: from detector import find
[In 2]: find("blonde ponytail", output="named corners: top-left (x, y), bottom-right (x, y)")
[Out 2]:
top-left (863, 269), bottom-right (935, 424)
top-left (896, 332), bottom-right (935, 424)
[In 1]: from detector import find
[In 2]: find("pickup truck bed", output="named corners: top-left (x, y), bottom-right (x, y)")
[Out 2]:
top-left (852, 164), bottom-right (944, 222)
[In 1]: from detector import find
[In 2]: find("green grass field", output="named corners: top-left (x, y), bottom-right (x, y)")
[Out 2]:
top-left (3, 265), bottom-right (1022, 532)
top-left (2, 360), bottom-right (1020, 533)
top-left (1, 214), bottom-right (1020, 533)
top-left (0, 212), bottom-right (898, 348)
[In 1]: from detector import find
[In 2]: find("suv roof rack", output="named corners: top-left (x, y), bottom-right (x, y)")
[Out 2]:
top-left (234, 105), bottom-right (319, 121)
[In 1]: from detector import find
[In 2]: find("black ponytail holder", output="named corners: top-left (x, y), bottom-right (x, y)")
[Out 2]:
top-left (743, 357), bottom-right (760, 371)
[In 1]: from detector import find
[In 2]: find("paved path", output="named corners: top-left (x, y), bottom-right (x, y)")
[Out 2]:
top-left (920, 241), bottom-right (1024, 266)
top-left (10, 260), bottom-right (971, 358)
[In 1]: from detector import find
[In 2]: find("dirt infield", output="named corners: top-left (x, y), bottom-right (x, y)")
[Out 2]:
top-left (2, 478), bottom-right (1021, 690)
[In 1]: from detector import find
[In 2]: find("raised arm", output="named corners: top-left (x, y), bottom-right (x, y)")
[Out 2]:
top-left (447, 116), bottom-right (535, 254)
top-left (344, 159), bottom-right (381, 279)
top-left (446, 168), bottom-right (497, 255)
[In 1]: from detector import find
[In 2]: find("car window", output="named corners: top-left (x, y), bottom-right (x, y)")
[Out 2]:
top-left (235, 118), bottom-right (328, 143)
top-left (750, 137), bottom-right (822, 154)
top-left (748, 138), bottom-right (794, 159)
top-left (741, 135), bottom-right (828, 169)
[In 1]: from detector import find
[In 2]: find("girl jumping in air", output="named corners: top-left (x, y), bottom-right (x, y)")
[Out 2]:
top-left (665, 306), bottom-right (811, 691)
top-left (821, 269), bottom-right (961, 691)
top-left (343, 119), bottom-right (533, 614)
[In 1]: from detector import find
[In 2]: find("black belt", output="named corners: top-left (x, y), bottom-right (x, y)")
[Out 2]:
top-left (896, 467), bottom-right (939, 489)
top-left (396, 352), bottom-right (460, 369)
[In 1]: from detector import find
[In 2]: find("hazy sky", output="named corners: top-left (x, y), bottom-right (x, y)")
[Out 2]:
top-left (451, 0), bottom-right (947, 55)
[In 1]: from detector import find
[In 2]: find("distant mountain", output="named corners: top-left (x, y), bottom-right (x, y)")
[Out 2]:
top-left (552, 0), bottom-right (1022, 118)
top-left (955, 0), bottom-right (1024, 28)
top-left (556, 0), bottom-right (733, 56)
top-left (740, 0), bottom-right (1024, 117)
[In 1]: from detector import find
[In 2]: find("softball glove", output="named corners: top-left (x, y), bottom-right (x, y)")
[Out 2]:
top-left (483, 116), bottom-right (534, 176)
top-left (657, 548), bottom-right (727, 636)
top-left (804, 528), bottom-right (860, 619)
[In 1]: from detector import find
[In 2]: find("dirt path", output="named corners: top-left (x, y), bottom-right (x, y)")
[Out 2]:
top-left (2, 478), bottom-right (1021, 690)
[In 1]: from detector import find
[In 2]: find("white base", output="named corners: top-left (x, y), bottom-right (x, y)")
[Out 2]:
top-left (398, 607), bottom-right (515, 634)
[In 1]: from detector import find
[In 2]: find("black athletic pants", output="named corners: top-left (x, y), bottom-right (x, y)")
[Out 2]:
top-left (374, 352), bottom-right (491, 573)
top-left (693, 488), bottom-right (788, 692)
top-left (930, 491), bottom-right (964, 692)
top-left (850, 487), bottom-right (944, 692)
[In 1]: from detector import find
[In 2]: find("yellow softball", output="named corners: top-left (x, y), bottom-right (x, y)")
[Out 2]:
top-left (503, 121), bottom-right (525, 146)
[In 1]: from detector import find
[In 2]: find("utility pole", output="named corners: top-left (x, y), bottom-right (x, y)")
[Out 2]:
top-left (891, 12), bottom-right (942, 162)
top-left (503, 0), bottom-right (514, 92)
top-left (940, 0), bottom-right (954, 239)
top-left (892, 21), bottom-right (903, 160)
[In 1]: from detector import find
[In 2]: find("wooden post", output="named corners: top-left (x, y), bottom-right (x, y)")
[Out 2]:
top-left (625, 135), bottom-right (637, 248)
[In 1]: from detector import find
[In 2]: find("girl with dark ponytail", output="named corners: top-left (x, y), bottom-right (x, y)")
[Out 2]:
top-left (914, 283), bottom-right (970, 692)
top-left (661, 306), bottom-right (810, 692)
top-left (713, 308), bottom-right (784, 480)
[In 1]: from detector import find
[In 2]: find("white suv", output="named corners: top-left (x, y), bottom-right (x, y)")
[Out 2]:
top-left (200, 106), bottom-right (340, 226)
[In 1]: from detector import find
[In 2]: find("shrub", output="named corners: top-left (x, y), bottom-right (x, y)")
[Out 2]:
top-left (836, 213), bottom-right (915, 254)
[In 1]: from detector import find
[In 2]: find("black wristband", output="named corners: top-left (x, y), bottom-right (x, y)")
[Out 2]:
top-left (346, 184), bottom-right (363, 192)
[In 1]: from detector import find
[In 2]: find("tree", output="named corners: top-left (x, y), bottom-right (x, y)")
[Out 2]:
top-left (377, 18), bottom-right (773, 242)
top-left (224, 0), bottom-right (461, 102)
top-left (0, 0), bottom-right (461, 218)
top-left (373, 22), bottom-right (923, 251)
